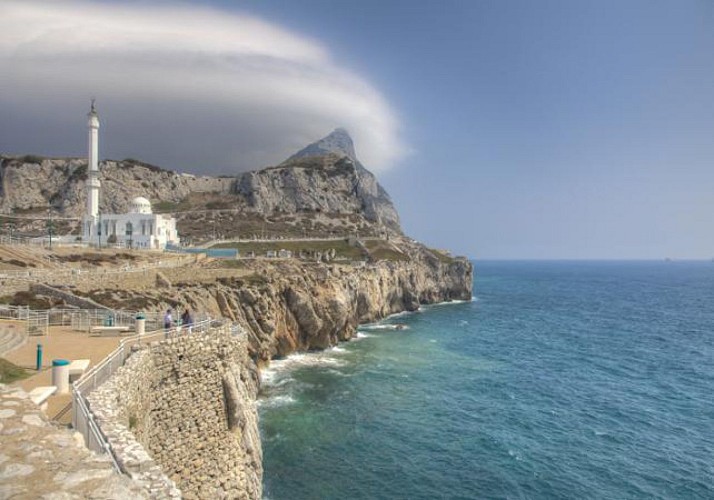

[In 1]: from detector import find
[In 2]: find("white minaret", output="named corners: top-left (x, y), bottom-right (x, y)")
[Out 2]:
top-left (86, 99), bottom-right (100, 220)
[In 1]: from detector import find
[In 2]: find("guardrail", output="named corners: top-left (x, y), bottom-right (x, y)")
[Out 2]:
top-left (0, 255), bottom-right (193, 282)
top-left (70, 318), bottom-right (227, 472)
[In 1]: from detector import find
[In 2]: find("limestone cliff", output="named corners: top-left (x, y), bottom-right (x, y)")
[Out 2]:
top-left (0, 156), bottom-right (231, 216)
top-left (74, 244), bottom-right (473, 363)
top-left (0, 129), bottom-right (401, 236)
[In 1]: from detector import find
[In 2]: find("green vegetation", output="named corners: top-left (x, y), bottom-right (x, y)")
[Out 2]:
top-left (5, 291), bottom-right (52, 309)
top-left (153, 201), bottom-right (180, 212)
top-left (363, 240), bottom-right (409, 262)
top-left (0, 358), bottom-right (31, 383)
top-left (68, 164), bottom-right (88, 182)
top-left (217, 260), bottom-right (248, 269)
top-left (427, 248), bottom-right (455, 264)
top-left (19, 154), bottom-right (45, 164)
top-left (218, 273), bottom-right (269, 286)
top-left (121, 158), bottom-right (170, 174)
top-left (206, 201), bottom-right (234, 210)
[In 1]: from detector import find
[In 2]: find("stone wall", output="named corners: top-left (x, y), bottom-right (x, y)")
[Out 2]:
top-left (87, 327), bottom-right (262, 500)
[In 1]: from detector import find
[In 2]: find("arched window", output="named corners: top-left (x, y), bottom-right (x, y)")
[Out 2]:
top-left (126, 222), bottom-right (133, 236)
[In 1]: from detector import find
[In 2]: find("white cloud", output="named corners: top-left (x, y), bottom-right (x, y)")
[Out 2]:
top-left (0, 0), bottom-right (407, 173)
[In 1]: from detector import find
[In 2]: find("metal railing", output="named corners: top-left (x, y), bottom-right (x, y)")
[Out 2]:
top-left (0, 304), bottom-right (29, 320)
top-left (0, 255), bottom-right (193, 282)
top-left (71, 318), bottom-right (222, 472)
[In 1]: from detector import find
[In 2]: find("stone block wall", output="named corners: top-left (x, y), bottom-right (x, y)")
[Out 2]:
top-left (87, 327), bottom-right (262, 500)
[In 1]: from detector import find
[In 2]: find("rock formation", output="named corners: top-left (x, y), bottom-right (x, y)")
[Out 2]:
top-left (0, 129), bottom-right (401, 236)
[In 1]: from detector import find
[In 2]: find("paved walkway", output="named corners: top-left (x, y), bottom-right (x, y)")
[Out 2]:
top-left (3, 326), bottom-right (124, 422)
top-left (0, 384), bottom-right (147, 499)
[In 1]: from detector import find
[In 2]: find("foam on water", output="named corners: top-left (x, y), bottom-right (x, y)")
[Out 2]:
top-left (359, 324), bottom-right (409, 331)
top-left (257, 394), bottom-right (296, 409)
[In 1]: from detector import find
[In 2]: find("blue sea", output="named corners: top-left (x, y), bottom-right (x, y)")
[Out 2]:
top-left (259, 261), bottom-right (714, 499)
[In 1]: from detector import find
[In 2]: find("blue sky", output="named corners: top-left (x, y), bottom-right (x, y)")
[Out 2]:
top-left (2, 0), bottom-right (713, 259)
top-left (240, 0), bottom-right (714, 260)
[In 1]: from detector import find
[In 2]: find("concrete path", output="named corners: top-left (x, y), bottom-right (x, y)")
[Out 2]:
top-left (0, 384), bottom-right (147, 499)
top-left (3, 326), bottom-right (124, 422)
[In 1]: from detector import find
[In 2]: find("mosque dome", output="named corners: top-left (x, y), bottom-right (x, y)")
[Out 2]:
top-left (129, 196), bottom-right (152, 214)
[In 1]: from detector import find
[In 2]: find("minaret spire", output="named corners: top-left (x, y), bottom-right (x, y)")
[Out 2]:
top-left (86, 99), bottom-right (101, 221)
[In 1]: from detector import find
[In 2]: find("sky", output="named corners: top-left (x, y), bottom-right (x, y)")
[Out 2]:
top-left (1, 0), bottom-right (713, 259)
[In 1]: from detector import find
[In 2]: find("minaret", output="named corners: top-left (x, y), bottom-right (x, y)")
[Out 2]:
top-left (86, 99), bottom-right (100, 220)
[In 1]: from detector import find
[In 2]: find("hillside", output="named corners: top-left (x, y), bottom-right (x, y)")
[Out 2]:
top-left (0, 129), bottom-right (401, 242)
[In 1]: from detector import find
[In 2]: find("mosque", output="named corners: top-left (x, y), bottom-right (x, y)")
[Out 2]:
top-left (81, 101), bottom-right (178, 250)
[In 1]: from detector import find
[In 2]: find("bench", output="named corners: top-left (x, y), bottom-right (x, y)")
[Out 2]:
top-left (68, 359), bottom-right (91, 382)
top-left (89, 325), bottom-right (132, 337)
top-left (29, 386), bottom-right (57, 411)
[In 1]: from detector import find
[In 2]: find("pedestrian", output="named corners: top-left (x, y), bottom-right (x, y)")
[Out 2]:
top-left (163, 308), bottom-right (173, 339)
top-left (181, 308), bottom-right (193, 334)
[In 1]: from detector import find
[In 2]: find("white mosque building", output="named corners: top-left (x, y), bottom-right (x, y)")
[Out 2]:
top-left (82, 101), bottom-right (178, 250)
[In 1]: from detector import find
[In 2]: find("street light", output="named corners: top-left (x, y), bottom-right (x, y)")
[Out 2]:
top-left (46, 208), bottom-right (54, 250)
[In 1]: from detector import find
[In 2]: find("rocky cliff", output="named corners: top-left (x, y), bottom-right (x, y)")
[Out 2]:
top-left (0, 129), bottom-right (401, 236)
top-left (0, 156), bottom-right (232, 216)
top-left (71, 243), bottom-right (472, 363)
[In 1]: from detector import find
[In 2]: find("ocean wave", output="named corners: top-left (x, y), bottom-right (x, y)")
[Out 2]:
top-left (257, 394), bottom-right (296, 409)
top-left (360, 324), bottom-right (409, 331)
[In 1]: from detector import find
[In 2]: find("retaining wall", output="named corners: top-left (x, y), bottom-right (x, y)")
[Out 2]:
top-left (87, 327), bottom-right (262, 499)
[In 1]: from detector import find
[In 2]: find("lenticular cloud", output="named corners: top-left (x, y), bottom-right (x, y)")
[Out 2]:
top-left (0, 1), bottom-right (406, 173)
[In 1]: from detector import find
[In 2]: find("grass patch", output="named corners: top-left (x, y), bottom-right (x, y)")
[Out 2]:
top-left (427, 248), bottom-right (455, 264)
top-left (363, 240), bottom-right (410, 262)
top-left (0, 358), bottom-right (32, 383)
top-left (153, 201), bottom-right (180, 212)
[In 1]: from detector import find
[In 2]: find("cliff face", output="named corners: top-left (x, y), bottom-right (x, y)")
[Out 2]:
top-left (0, 156), bottom-right (231, 216)
top-left (228, 256), bottom-right (472, 361)
top-left (1, 129), bottom-right (401, 233)
top-left (75, 249), bottom-right (473, 362)
top-left (234, 153), bottom-right (400, 232)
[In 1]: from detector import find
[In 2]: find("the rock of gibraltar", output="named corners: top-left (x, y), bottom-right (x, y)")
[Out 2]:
top-left (0, 104), bottom-right (472, 499)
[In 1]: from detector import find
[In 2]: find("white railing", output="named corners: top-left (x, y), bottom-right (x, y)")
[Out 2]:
top-left (0, 304), bottom-right (29, 320)
top-left (0, 256), bottom-right (192, 282)
top-left (71, 318), bottom-right (225, 472)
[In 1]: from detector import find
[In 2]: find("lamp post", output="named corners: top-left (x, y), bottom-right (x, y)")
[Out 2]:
top-left (46, 208), bottom-right (54, 250)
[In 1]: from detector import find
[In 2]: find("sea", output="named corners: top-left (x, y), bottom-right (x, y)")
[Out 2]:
top-left (259, 261), bottom-right (714, 500)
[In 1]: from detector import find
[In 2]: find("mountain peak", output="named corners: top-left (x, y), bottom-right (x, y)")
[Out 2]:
top-left (287, 128), bottom-right (357, 163)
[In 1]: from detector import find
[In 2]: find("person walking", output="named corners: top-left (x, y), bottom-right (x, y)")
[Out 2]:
top-left (163, 308), bottom-right (173, 339)
top-left (181, 308), bottom-right (193, 334)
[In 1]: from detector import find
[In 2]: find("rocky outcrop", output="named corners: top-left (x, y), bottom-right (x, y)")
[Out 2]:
top-left (0, 156), bottom-right (232, 216)
top-left (234, 153), bottom-right (400, 232)
top-left (0, 129), bottom-right (401, 233)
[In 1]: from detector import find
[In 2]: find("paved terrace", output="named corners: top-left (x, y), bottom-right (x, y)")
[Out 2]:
top-left (3, 324), bottom-right (124, 423)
